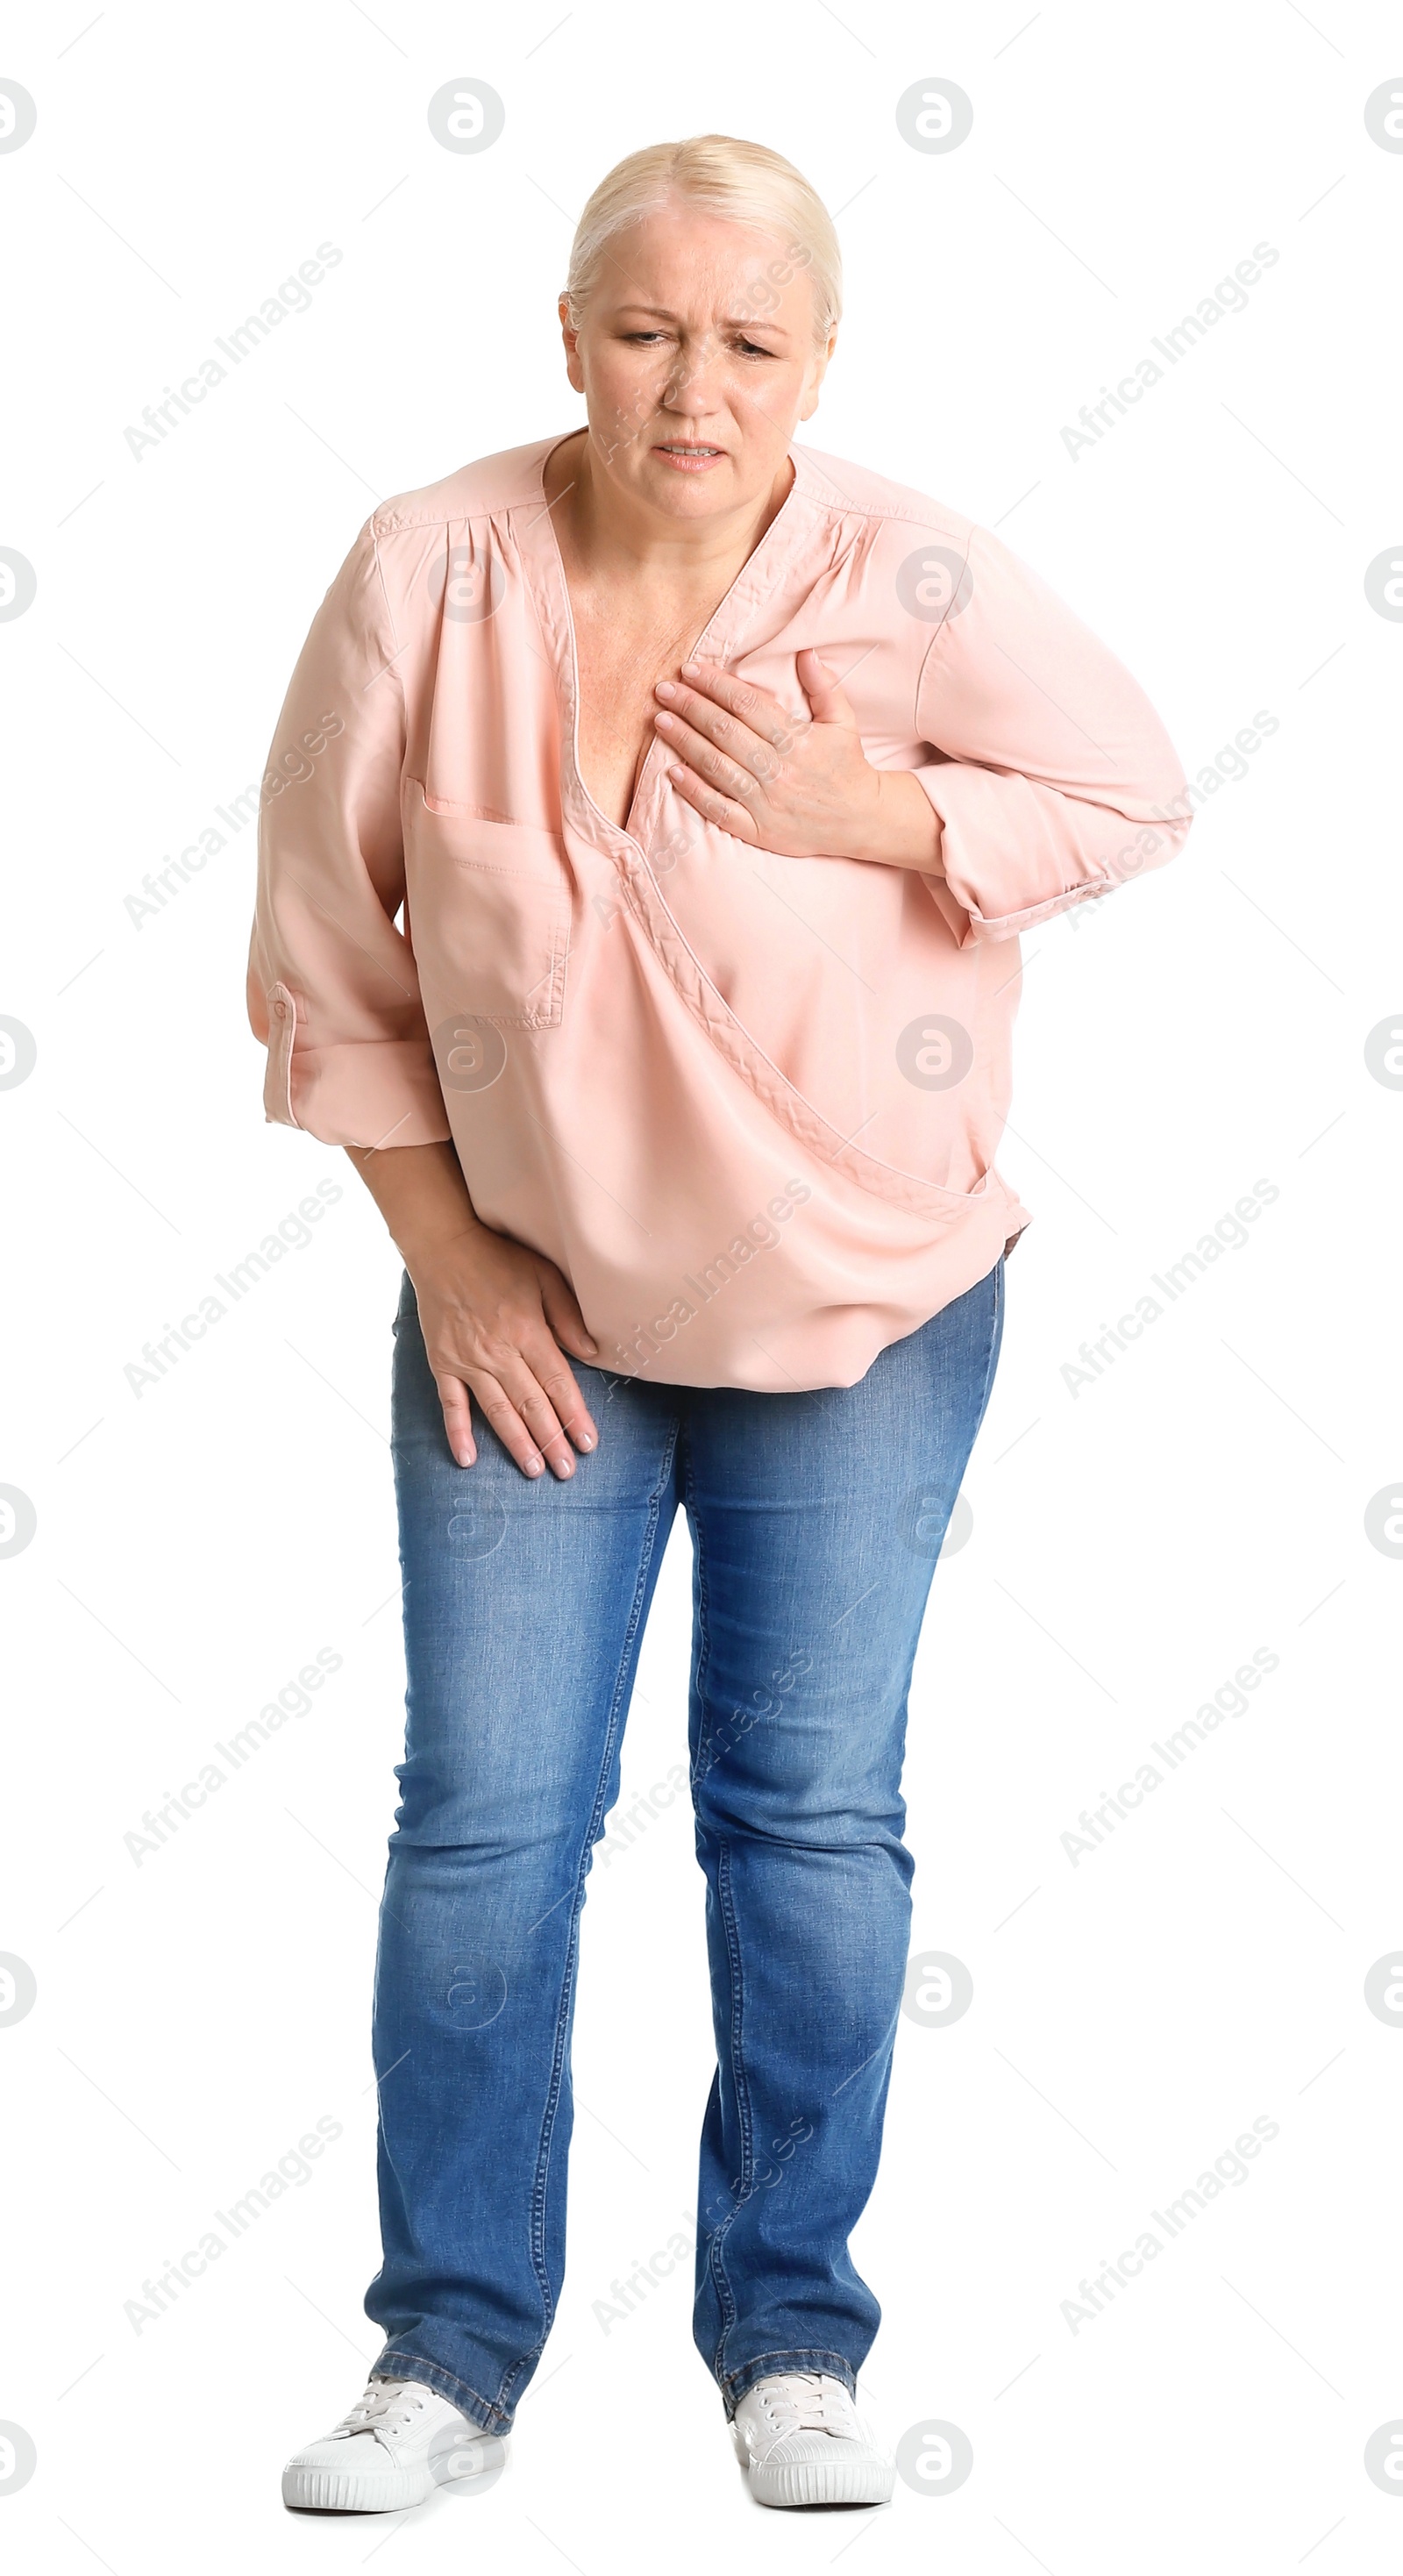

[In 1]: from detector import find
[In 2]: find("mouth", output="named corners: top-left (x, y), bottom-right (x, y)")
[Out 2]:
top-left (653, 441), bottom-right (726, 469)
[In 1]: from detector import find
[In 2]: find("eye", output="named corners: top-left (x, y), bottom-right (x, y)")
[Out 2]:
top-left (623, 331), bottom-right (669, 345)
top-left (735, 339), bottom-right (773, 358)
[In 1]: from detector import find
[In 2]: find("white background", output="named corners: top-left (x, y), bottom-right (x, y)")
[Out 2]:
top-left (3, 1), bottom-right (1401, 2567)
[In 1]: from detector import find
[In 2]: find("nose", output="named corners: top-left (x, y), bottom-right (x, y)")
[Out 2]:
top-left (661, 330), bottom-right (727, 417)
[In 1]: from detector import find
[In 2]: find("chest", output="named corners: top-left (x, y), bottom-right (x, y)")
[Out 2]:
top-left (567, 591), bottom-right (721, 833)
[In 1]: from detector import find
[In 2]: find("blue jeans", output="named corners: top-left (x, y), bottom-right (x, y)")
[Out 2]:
top-left (365, 1256), bottom-right (1005, 2431)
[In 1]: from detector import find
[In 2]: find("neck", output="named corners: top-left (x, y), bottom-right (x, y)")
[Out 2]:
top-left (549, 425), bottom-right (794, 591)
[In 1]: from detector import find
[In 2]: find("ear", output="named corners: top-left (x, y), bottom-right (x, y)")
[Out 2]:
top-left (559, 295), bottom-right (584, 395)
top-left (798, 328), bottom-right (837, 423)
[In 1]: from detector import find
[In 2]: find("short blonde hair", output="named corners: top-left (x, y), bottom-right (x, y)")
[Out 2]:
top-left (563, 134), bottom-right (841, 346)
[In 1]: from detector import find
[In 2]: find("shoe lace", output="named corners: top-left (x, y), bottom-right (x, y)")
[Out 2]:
top-left (759, 2373), bottom-right (855, 2440)
top-left (337, 2378), bottom-right (428, 2442)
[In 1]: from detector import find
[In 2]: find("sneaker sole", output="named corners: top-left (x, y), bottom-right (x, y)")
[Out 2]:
top-left (282, 2463), bottom-right (437, 2513)
top-left (749, 2457), bottom-right (895, 2508)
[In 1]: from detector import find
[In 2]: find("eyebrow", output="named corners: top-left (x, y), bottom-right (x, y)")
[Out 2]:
top-left (611, 303), bottom-right (790, 335)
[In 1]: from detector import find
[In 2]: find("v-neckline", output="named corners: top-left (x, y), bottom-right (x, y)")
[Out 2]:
top-left (531, 427), bottom-right (807, 853)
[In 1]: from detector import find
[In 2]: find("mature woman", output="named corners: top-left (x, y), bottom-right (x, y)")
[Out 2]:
top-left (255, 135), bottom-right (1190, 2513)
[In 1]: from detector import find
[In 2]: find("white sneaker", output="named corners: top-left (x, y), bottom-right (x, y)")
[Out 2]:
top-left (281, 2373), bottom-right (505, 2512)
top-left (730, 2370), bottom-right (894, 2508)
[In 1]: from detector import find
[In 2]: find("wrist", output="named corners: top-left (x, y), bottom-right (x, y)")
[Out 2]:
top-left (395, 1210), bottom-right (486, 1275)
top-left (861, 769), bottom-right (944, 871)
top-left (345, 1140), bottom-right (485, 1271)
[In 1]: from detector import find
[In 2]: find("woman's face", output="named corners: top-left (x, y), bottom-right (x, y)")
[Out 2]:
top-left (560, 203), bottom-right (835, 521)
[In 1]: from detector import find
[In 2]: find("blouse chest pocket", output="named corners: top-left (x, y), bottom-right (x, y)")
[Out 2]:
top-left (404, 783), bottom-right (572, 1030)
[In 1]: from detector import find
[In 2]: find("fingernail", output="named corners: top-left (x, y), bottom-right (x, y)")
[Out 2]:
top-left (578, 1430), bottom-right (595, 1450)
top-left (680, 660), bottom-right (701, 675)
top-left (655, 679), bottom-right (676, 698)
top-left (582, 1337), bottom-right (599, 1353)
top-left (524, 1453), bottom-right (544, 1475)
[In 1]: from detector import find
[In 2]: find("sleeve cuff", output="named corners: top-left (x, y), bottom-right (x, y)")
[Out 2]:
top-left (263, 1008), bottom-right (452, 1148)
top-left (958, 880), bottom-right (1116, 944)
top-left (909, 767), bottom-right (1191, 948)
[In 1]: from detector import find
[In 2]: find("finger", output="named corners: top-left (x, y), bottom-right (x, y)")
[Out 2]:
top-left (652, 708), bottom-right (759, 803)
top-left (653, 687), bottom-right (770, 782)
top-left (532, 1357), bottom-right (598, 1458)
top-left (795, 646), bottom-right (858, 729)
top-left (436, 1374), bottom-right (479, 1469)
top-left (530, 1302), bottom-right (600, 1455)
top-left (463, 1364), bottom-right (559, 1481)
top-left (535, 1265), bottom-right (600, 1363)
top-left (665, 760), bottom-right (758, 839)
top-left (675, 660), bottom-right (797, 751)
top-left (484, 1347), bottom-right (582, 1480)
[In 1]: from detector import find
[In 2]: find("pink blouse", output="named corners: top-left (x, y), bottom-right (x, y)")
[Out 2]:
top-left (247, 432), bottom-right (1191, 1390)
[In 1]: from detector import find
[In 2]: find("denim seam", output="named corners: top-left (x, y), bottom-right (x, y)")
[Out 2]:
top-left (684, 1438), bottom-right (754, 2383)
top-left (974, 1257), bottom-right (1005, 1438)
top-left (501, 1419), bottom-right (682, 2415)
top-left (685, 1426), bottom-right (716, 1795)
top-left (707, 1834), bottom-right (753, 2382)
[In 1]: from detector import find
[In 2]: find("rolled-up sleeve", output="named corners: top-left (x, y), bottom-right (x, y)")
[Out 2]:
top-left (246, 518), bottom-right (451, 1147)
top-left (911, 522), bottom-right (1193, 945)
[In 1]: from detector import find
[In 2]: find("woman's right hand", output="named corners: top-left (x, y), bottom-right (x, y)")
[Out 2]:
top-left (344, 1140), bottom-right (600, 1480)
top-left (409, 1221), bottom-right (601, 1480)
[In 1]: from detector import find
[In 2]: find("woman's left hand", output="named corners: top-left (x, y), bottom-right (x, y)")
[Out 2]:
top-left (652, 647), bottom-right (943, 871)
